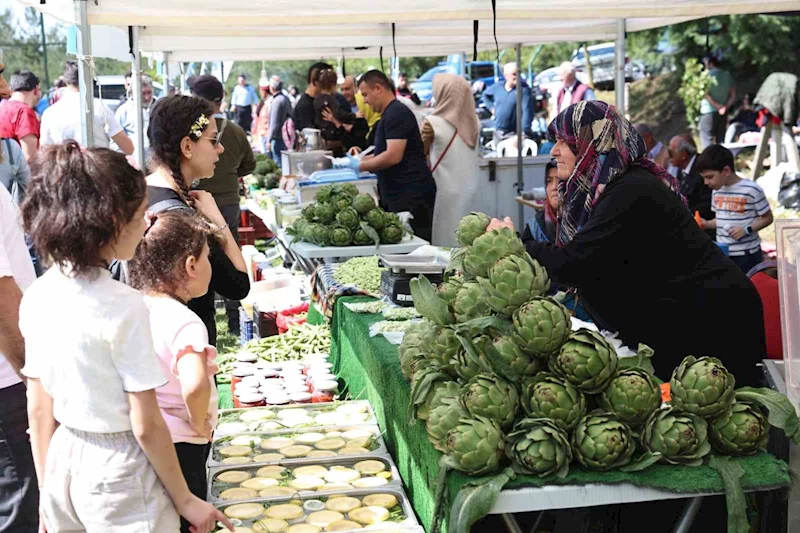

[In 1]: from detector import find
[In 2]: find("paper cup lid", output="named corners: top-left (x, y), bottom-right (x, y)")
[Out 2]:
top-left (289, 392), bottom-right (313, 402)
top-left (314, 380), bottom-right (338, 391)
top-left (238, 393), bottom-right (265, 404)
top-left (234, 386), bottom-right (260, 397)
top-left (232, 368), bottom-right (255, 378)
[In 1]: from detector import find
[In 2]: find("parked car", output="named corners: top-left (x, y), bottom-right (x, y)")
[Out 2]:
top-left (411, 61), bottom-right (501, 103)
top-left (94, 75), bottom-right (127, 112)
top-left (570, 42), bottom-right (637, 90)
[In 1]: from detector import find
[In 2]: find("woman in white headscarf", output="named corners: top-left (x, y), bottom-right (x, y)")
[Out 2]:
top-left (421, 74), bottom-right (481, 247)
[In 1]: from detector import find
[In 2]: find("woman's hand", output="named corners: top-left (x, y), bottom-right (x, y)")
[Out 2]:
top-left (176, 495), bottom-right (233, 533)
top-left (321, 107), bottom-right (342, 129)
top-left (348, 146), bottom-right (363, 156)
top-left (487, 217), bottom-right (515, 232)
top-left (189, 190), bottom-right (226, 227)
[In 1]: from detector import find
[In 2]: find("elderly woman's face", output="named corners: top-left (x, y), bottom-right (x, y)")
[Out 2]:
top-left (550, 139), bottom-right (576, 180)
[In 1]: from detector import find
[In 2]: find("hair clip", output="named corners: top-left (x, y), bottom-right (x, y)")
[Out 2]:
top-left (143, 212), bottom-right (157, 236)
top-left (125, 154), bottom-right (141, 171)
top-left (189, 114), bottom-right (210, 139)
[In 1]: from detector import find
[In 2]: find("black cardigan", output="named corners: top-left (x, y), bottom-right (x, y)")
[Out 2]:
top-left (523, 167), bottom-right (766, 385)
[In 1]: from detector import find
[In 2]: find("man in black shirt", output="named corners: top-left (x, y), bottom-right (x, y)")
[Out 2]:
top-left (294, 62), bottom-right (341, 132)
top-left (337, 70), bottom-right (436, 242)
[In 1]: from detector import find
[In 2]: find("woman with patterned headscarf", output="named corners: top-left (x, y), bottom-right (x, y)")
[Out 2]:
top-left (492, 100), bottom-right (765, 384)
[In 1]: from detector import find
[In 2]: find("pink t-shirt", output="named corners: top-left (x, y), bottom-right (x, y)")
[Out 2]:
top-left (144, 295), bottom-right (218, 444)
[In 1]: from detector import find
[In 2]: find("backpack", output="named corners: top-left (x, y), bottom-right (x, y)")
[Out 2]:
top-left (109, 198), bottom-right (192, 284)
top-left (282, 116), bottom-right (297, 150)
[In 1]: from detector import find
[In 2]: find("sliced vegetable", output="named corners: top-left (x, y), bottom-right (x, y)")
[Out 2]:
top-left (216, 471), bottom-right (252, 484)
top-left (280, 445), bottom-right (313, 458)
top-left (222, 457), bottom-right (253, 465)
top-left (295, 433), bottom-right (326, 445)
top-left (240, 410), bottom-right (276, 422)
top-left (257, 465), bottom-right (288, 479)
top-left (325, 520), bottom-right (363, 531)
top-left (286, 525), bottom-right (320, 533)
top-left (231, 436), bottom-right (263, 447)
top-left (259, 487), bottom-right (298, 498)
top-left (361, 494), bottom-right (398, 509)
top-left (315, 438), bottom-right (346, 451)
top-left (241, 478), bottom-right (280, 490)
top-left (253, 453), bottom-right (284, 463)
top-left (342, 429), bottom-right (372, 441)
top-left (220, 446), bottom-right (254, 457)
top-left (339, 446), bottom-right (370, 455)
top-left (351, 477), bottom-right (388, 488)
top-left (289, 476), bottom-right (326, 490)
top-left (306, 511), bottom-right (344, 528)
top-left (318, 483), bottom-right (353, 492)
top-left (354, 460), bottom-right (386, 475)
top-left (253, 518), bottom-right (288, 533)
top-left (348, 506), bottom-right (390, 525)
top-left (261, 437), bottom-right (296, 450)
top-left (322, 468), bottom-right (360, 484)
top-left (307, 450), bottom-right (337, 459)
top-left (265, 504), bottom-right (304, 520)
top-left (224, 503), bottom-right (265, 520)
top-left (220, 488), bottom-right (258, 501)
top-left (325, 496), bottom-right (362, 513)
top-left (292, 465), bottom-right (328, 478)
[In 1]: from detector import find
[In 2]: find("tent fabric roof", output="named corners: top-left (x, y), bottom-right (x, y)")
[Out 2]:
top-left (22, 0), bottom-right (800, 26)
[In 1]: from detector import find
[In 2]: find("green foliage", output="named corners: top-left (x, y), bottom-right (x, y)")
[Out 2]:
top-left (678, 58), bottom-right (715, 130)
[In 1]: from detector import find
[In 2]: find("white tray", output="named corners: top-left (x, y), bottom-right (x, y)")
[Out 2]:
top-left (288, 235), bottom-right (429, 259)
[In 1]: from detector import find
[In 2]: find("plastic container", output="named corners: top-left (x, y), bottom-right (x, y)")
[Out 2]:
top-left (231, 368), bottom-right (256, 397)
top-left (236, 394), bottom-right (266, 408)
top-left (266, 393), bottom-right (291, 406)
top-left (312, 381), bottom-right (338, 403)
top-left (289, 392), bottom-right (313, 404)
top-left (215, 401), bottom-right (376, 436)
top-left (776, 220), bottom-right (800, 412)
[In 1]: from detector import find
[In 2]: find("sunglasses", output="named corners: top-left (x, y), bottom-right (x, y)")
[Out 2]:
top-left (199, 133), bottom-right (222, 147)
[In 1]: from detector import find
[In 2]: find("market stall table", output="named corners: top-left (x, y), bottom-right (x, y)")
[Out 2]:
top-left (327, 296), bottom-right (792, 532)
top-left (289, 236), bottom-right (429, 262)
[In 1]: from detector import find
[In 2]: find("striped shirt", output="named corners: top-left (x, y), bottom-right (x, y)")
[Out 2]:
top-left (711, 177), bottom-right (770, 256)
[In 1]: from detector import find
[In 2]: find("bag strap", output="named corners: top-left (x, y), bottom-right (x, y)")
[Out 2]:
top-left (4, 139), bottom-right (13, 167)
top-left (149, 198), bottom-right (191, 214)
top-left (218, 117), bottom-right (229, 138)
top-left (430, 129), bottom-right (459, 174)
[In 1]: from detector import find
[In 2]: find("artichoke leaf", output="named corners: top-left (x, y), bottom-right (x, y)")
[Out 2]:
top-left (618, 451), bottom-right (662, 473)
top-left (617, 343), bottom-right (656, 375)
top-left (447, 467), bottom-right (516, 533)
top-left (409, 368), bottom-right (451, 425)
top-left (455, 331), bottom-right (487, 370)
top-left (447, 247), bottom-right (469, 277)
top-left (452, 316), bottom-right (514, 336)
top-left (708, 455), bottom-right (750, 533)
top-left (359, 221), bottom-right (381, 247)
top-left (410, 275), bottom-right (455, 326)
top-left (734, 387), bottom-right (800, 444)
top-left (483, 340), bottom-right (520, 382)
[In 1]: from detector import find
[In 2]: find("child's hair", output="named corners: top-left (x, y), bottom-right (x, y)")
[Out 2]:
top-left (694, 144), bottom-right (735, 174)
top-left (128, 210), bottom-right (213, 302)
top-left (148, 95), bottom-right (214, 208)
top-left (316, 69), bottom-right (339, 93)
top-left (21, 141), bottom-right (146, 275)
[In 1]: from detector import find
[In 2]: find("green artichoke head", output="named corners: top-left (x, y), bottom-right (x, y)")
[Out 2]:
top-left (506, 418), bottom-right (573, 478)
top-left (436, 277), bottom-right (464, 314)
top-left (670, 356), bottom-right (736, 418)
top-left (427, 326), bottom-right (461, 374)
top-left (353, 193), bottom-right (377, 216)
top-left (308, 224), bottom-right (332, 246)
top-left (315, 185), bottom-right (334, 203)
top-left (478, 254), bottom-right (550, 317)
top-left (521, 372), bottom-right (587, 431)
top-left (335, 207), bottom-right (361, 230)
top-left (455, 212), bottom-right (491, 247)
top-left (642, 407), bottom-right (712, 466)
top-left (293, 218), bottom-right (309, 236)
top-left (364, 207), bottom-right (387, 231)
top-left (512, 297), bottom-right (572, 358)
top-left (301, 222), bottom-right (321, 243)
top-left (426, 396), bottom-right (468, 452)
top-left (452, 281), bottom-right (492, 323)
top-left (313, 202), bottom-right (336, 224)
top-left (460, 373), bottom-right (520, 429)
top-left (571, 411), bottom-right (635, 471)
top-left (385, 212), bottom-right (403, 228)
top-left (485, 334), bottom-right (540, 380)
top-left (329, 225), bottom-right (353, 247)
top-left (552, 329), bottom-right (619, 394)
top-left (599, 369), bottom-right (662, 428)
top-left (463, 227), bottom-right (526, 279)
top-left (444, 415), bottom-right (506, 475)
top-left (352, 228), bottom-right (374, 246)
top-left (301, 204), bottom-right (316, 221)
top-left (338, 182), bottom-right (359, 197)
top-left (332, 193), bottom-right (353, 212)
top-left (418, 379), bottom-right (464, 421)
top-left (399, 320), bottom-right (436, 380)
top-left (451, 341), bottom-right (491, 382)
top-left (709, 402), bottom-right (770, 456)
top-left (381, 224), bottom-right (404, 244)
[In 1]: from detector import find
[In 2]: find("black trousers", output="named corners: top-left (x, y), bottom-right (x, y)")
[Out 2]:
top-left (0, 383), bottom-right (39, 532)
top-left (174, 442), bottom-right (211, 533)
top-left (234, 107), bottom-right (253, 133)
top-left (383, 180), bottom-right (437, 243)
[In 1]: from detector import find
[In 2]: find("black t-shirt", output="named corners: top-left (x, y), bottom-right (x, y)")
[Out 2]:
top-left (523, 168), bottom-right (766, 384)
top-left (373, 99), bottom-right (435, 203)
top-left (293, 93), bottom-right (315, 131)
top-left (146, 186), bottom-right (251, 345)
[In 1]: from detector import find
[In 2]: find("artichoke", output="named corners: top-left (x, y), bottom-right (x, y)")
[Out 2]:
top-left (338, 183), bottom-right (359, 197)
top-left (364, 207), bottom-right (387, 231)
top-left (461, 373), bottom-right (519, 429)
top-left (293, 218), bottom-right (309, 236)
top-left (301, 204), bottom-right (316, 221)
top-left (426, 326), bottom-right (461, 374)
top-left (600, 369), bottom-right (662, 428)
top-left (670, 356), bottom-right (736, 419)
top-left (426, 396), bottom-right (467, 452)
top-left (451, 345), bottom-right (490, 382)
top-left (512, 297), bottom-right (571, 358)
top-left (709, 402), bottom-right (770, 456)
top-left (444, 416), bottom-right (506, 475)
top-left (506, 418), bottom-right (572, 478)
top-left (463, 228), bottom-right (526, 279)
top-left (482, 334), bottom-right (540, 380)
top-left (521, 373), bottom-right (587, 431)
top-left (353, 193), bottom-right (376, 216)
top-left (385, 212), bottom-right (403, 228)
top-left (315, 185), bottom-right (334, 203)
top-left (572, 412), bottom-right (635, 471)
top-left (452, 281), bottom-right (492, 323)
top-left (399, 320), bottom-right (436, 380)
top-left (313, 202), bottom-right (336, 224)
top-left (436, 277), bottom-right (464, 314)
top-left (329, 225), bottom-right (352, 247)
top-left (418, 379), bottom-right (463, 421)
top-left (332, 194), bottom-right (353, 212)
top-left (301, 222), bottom-right (321, 243)
top-left (352, 228), bottom-right (374, 246)
top-left (381, 224), bottom-right (404, 244)
top-left (455, 212), bottom-right (491, 247)
top-left (552, 329), bottom-right (618, 394)
top-left (479, 254), bottom-right (551, 317)
top-left (335, 207), bottom-right (361, 230)
top-left (307, 224), bottom-right (332, 246)
top-left (641, 407), bottom-right (711, 466)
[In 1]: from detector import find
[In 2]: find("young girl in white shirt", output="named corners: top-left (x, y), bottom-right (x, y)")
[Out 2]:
top-left (128, 210), bottom-right (219, 533)
top-left (20, 141), bottom-right (232, 533)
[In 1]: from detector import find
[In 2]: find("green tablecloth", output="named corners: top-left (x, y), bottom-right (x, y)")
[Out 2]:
top-left (329, 296), bottom-right (792, 532)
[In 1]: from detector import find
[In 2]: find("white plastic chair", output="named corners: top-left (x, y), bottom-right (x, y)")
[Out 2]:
top-left (496, 137), bottom-right (538, 157)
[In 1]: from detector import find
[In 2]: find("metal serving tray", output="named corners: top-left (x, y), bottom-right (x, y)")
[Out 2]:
top-left (208, 425), bottom-right (388, 468)
top-left (208, 455), bottom-right (401, 504)
top-left (215, 400), bottom-right (377, 437)
top-left (214, 487), bottom-right (420, 532)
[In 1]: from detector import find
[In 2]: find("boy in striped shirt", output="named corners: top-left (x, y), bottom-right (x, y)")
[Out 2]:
top-left (696, 144), bottom-right (774, 273)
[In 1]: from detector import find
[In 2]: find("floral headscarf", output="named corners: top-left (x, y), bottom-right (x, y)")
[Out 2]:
top-left (548, 100), bottom-right (685, 247)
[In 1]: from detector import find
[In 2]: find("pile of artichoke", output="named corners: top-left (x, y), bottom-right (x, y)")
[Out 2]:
top-left (399, 212), bottom-right (798, 483)
top-left (289, 183), bottom-right (409, 246)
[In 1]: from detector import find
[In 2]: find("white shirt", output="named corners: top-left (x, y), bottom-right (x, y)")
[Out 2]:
top-left (0, 186), bottom-right (35, 389)
top-left (114, 99), bottom-right (151, 159)
top-left (20, 267), bottom-right (167, 433)
top-left (40, 90), bottom-right (124, 149)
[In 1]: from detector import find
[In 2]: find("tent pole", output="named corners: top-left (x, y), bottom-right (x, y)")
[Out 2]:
top-left (131, 26), bottom-right (145, 170)
top-left (515, 43), bottom-right (523, 228)
top-left (73, 0), bottom-right (94, 146)
top-left (615, 19), bottom-right (626, 114)
top-left (164, 52), bottom-right (170, 94)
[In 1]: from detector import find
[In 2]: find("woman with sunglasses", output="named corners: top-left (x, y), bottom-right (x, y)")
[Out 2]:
top-left (146, 95), bottom-right (250, 346)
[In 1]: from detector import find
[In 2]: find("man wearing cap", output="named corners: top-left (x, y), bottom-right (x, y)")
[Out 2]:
top-left (230, 73), bottom-right (258, 133)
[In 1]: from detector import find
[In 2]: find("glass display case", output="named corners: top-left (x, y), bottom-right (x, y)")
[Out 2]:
top-left (775, 220), bottom-right (800, 412)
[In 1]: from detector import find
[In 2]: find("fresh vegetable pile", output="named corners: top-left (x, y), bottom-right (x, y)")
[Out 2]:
top-left (399, 212), bottom-right (800, 533)
top-left (246, 154), bottom-right (281, 190)
top-left (333, 256), bottom-right (384, 295)
top-left (217, 323), bottom-right (331, 383)
top-left (287, 183), bottom-right (410, 247)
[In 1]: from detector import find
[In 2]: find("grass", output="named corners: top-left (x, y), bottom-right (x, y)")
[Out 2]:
top-left (215, 307), bottom-right (239, 355)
